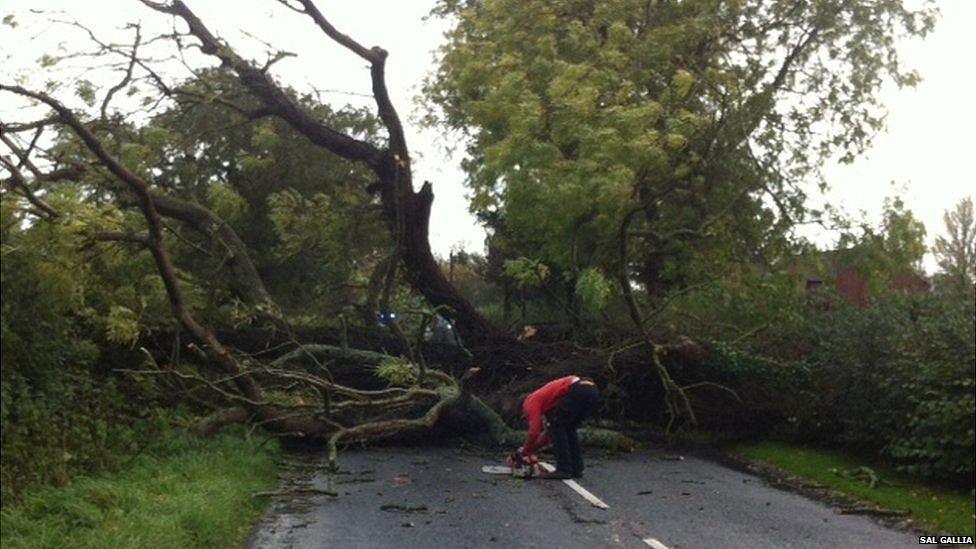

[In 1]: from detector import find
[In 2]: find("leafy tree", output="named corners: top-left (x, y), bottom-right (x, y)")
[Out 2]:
top-left (426, 0), bottom-right (936, 313)
top-left (142, 72), bottom-right (390, 318)
top-left (933, 196), bottom-right (976, 291)
top-left (837, 196), bottom-right (927, 295)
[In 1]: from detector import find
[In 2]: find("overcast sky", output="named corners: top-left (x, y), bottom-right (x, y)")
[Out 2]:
top-left (2, 0), bottom-right (973, 273)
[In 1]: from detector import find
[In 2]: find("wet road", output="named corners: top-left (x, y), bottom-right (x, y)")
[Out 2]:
top-left (245, 446), bottom-right (918, 548)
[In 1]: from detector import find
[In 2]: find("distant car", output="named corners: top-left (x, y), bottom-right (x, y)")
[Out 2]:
top-left (376, 310), bottom-right (398, 326)
top-left (427, 314), bottom-right (462, 348)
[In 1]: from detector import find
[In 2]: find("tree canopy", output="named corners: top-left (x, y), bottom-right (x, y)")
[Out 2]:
top-left (425, 0), bottom-right (936, 306)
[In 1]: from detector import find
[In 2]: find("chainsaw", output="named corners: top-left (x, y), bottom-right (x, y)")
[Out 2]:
top-left (506, 447), bottom-right (540, 478)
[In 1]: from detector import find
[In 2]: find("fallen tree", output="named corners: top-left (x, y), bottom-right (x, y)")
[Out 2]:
top-left (1, 0), bottom-right (516, 467)
top-left (0, 1), bottom-right (691, 467)
top-left (3, 89), bottom-right (635, 464)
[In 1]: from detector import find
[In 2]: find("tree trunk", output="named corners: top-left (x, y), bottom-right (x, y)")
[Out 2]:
top-left (377, 156), bottom-right (506, 344)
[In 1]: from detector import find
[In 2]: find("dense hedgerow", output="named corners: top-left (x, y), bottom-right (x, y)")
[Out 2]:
top-left (683, 285), bottom-right (975, 485)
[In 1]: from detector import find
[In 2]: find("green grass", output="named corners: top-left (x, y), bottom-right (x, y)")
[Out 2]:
top-left (733, 441), bottom-right (975, 537)
top-left (1, 429), bottom-right (280, 549)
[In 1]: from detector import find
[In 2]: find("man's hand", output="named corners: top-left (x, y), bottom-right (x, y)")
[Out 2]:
top-left (507, 447), bottom-right (539, 467)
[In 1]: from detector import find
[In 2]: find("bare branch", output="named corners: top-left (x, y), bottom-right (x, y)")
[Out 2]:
top-left (286, 0), bottom-right (408, 159)
top-left (139, 0), bottom-right (382, 165)
top-left (0, 117), bottom-right (60, 133)
top-left (291, 0), bottom-right (381, 63)
top-left (101, 24), bottom-right (143, 120)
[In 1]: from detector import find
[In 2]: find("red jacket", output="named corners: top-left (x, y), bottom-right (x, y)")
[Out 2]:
top-left (521, 375), bottom-right (580, 454)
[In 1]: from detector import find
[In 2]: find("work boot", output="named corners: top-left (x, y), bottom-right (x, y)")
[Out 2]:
top-left (541, 469), bottom-right (573, 480)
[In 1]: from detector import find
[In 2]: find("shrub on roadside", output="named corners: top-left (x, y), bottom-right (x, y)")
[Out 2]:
top-left (676, 280), bottom-right (975, 485)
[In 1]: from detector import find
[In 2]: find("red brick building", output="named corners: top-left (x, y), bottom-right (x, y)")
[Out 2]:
top-left (792, 251), bottom-right (930, 306)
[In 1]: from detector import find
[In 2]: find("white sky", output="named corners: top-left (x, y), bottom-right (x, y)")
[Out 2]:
top-left (2, 0), bottom-right (973, 274)
top-left (809, 0), bottom-right (976, 272)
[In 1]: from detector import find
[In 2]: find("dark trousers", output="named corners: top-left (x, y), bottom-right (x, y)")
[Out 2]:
top-left (548, 418), bottom-right (583, 475)
top-left (547, 383), bottom-right (599, 475)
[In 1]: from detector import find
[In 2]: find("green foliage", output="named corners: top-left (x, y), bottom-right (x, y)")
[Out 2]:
top-left (74, 80), bottom-right (96, 107)
top-left (657, 194), bottom-right (971, 484)
top-left (837, 196), bottom-right (929, 294)
top-left (701, 339), bottom-right (813, 407)
top-left (374, 357), bottom-right (417, 387)
top-left (105, 306), bottom-right (140, 346)
top-left (427, 0), bottom-right (935, 303)
top-left (785, 291), bottom-right (973, 482)
top-left (140, 72), bottom-right (388, 317)
top-left (0, 428), bottom-right (280, 548)
top-left (206, 182), bottom-right (249, 227)
top-left (267, 189), bottom-right (337, 261)
top-left (932, 196), bottom-right (976, 291)
top-left (1, 373), bottom-right (137, 502)
top-left (1, 191), bottom-right (170, 502)
top-left (574, 267), bottom-right (611, 312)
top-left (679, 275), bottom-right (975, 484)
top-left (21, 69), bottom-right (390, 325)
top-left (503, 257), bottom-right (549, 288)
top-left (880, 292), bottom-right (976, 479)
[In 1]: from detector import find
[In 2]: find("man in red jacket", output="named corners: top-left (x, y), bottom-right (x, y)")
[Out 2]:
top-left (509, 375), bottom-right (600, 479)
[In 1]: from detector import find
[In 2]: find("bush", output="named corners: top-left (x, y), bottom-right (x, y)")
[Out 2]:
top-left (1, 373), bottom-right (134, 502)
top-left (792, 291), bottom-right (975, 483)
top-left (674, 278), bottom-right (975, 485)
top-left (1, 198), bottom-right (166, 503)
top-left (690, 340), bottom-right (813, 434)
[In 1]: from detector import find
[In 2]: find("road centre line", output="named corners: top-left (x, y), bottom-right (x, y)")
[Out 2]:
top-left (493, 461), bottom-right (667, 547)
top-left (538, 462), bottom-right (610, 509)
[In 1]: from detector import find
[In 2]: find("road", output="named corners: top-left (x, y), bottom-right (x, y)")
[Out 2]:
top-left (245, 445), bottom-right (918, 548)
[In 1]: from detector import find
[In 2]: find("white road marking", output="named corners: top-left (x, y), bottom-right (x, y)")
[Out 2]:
top-left (642, 537), bottom-right (670, 549)
top-left (484, 462), bottom-right (671, 546)
top-left (538, 462), bottom-right (610, 509)
top-left (484, 463), bottom-right (670, 547)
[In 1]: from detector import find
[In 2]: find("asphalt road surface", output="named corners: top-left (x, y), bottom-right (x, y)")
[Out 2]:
top-left (245, 446), bottom-right (918, 548)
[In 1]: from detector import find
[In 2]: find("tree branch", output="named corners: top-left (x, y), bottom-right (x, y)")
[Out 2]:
top-left (100, 24), bottom-right (143, 120)
top-left (92, 230), bottom-right (151, 246)
top-left (289, 0), bottom-right (408, 159)
top-left (0, 116), bottom-right (61, 133)
top-left (139, 0), bottom-right (383, 166)
top-left (0, 157), bottom-right (62, 219)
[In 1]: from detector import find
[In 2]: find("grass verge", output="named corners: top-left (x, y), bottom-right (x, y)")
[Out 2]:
top-left (733, 441), bottom-right (974, 537)
top-left (1, 428), bottom-right (280, 549)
